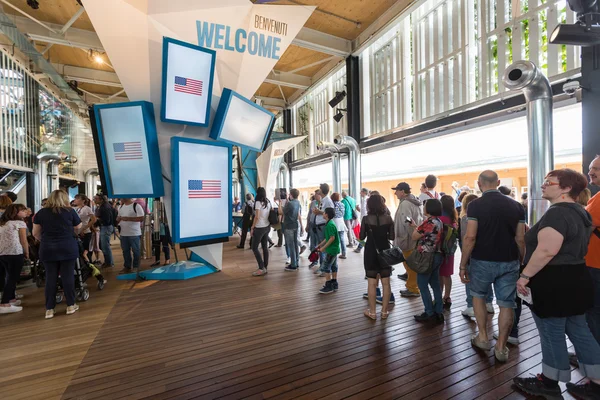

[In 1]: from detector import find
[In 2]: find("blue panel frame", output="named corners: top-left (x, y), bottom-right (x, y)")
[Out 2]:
top-left (160, 36), bottom-right (216, 127)
top-left (209, 88), bottom-right (275, 152)
top-left (171, 136), bottom-right (232, 244)
top-left (93, 101), bottom-right (164, 198)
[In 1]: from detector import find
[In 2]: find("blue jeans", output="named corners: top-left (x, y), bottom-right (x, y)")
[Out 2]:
top-left (284, 229), bottom-right (299, 268)
top-left (587, 267), bottom-right (600, 344)
top-left (469, 258), bottom-right (519, 308)
top-left (321, 253), bottom-right (338, 274)
top-left (100, 225), bottom-right (114, 266)
top-left (533, 312), bottom-right (600, 382)
top-left (338, 231), bottom-right (346, 256)
top-left (120, 235), bottom-right (141, 270)
top-left (315, 224), bottom-right (326, 267)
top-left (466, 263), bottom-right (494, 307)
top-left (417, 253), bottom-right (444, 316)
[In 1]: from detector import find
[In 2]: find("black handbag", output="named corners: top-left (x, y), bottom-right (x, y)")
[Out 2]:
top-left (367, 215), bottom-right (404, 267)
top-left (379, 247), bottom-right (406, 266)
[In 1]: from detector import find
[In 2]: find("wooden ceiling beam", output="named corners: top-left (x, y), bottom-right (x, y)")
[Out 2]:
top-left (292, 28), bottom-right (351, 57)
top-left (265, 70), bottom-right (311, 90)
top-left (254, 96), bottom-right (286, 109)
top-left (51, 63), bottom-right (123, 88)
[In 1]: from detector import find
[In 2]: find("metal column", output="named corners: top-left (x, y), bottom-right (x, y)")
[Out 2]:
top-left (582, 45), bottom-right (600, 195)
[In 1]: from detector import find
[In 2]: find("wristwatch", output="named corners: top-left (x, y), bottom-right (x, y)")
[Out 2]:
top-left (519, 273), bottom-right (531, 280)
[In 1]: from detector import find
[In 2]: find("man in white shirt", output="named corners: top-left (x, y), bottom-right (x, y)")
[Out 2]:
top-left (117, 198), bottom-right (145, 274)
top-left (418, 174), bottom-right (440, 205)
top-left (312, 183), bottom-right (334, 272)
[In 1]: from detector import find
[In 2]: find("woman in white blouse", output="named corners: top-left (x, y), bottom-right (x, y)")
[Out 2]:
top-left (0, 204), bottom-right (29, 314)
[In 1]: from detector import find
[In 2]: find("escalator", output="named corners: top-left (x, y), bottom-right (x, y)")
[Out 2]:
top-left (0, 167), bottom-right (27, 197)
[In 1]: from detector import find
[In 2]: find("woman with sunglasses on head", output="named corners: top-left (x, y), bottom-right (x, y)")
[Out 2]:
top-left (513, 169), bottom-right (600, 399)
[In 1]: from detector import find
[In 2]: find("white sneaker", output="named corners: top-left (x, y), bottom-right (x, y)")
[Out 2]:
top-left (9, 299), bottom-right (21, 306)
top-left (285, 258), bottom-right (291, 265)
top-left (66, 304), bottom-right (79, 315)
top-left (486, 303), bottom-right (495, 314)
top-left (45, 309), bottom-right (55, 319)
top-left (15, 293), bottom-right (23, 299)
top-left (493, 332), bottom-right (520, 345)
top-left (462, 307), bottom-right (475, 317)
top-left (0, 304), bottom-right (22, 313)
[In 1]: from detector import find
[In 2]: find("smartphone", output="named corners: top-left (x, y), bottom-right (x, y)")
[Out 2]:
top-left (405, 216), bottom-right (413, 224)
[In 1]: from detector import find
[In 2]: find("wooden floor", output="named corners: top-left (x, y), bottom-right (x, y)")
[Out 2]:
top-left (1, 235), bottom-right (586, 400)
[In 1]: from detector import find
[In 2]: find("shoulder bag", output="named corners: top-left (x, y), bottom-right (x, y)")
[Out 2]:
top-left (367, 215), bottom-right (405, 266)
top-left (405, 219), bottom-right (436, 274)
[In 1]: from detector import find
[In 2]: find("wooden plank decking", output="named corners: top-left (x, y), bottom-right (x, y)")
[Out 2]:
top-left (1, 237), bottom-right (585, 399)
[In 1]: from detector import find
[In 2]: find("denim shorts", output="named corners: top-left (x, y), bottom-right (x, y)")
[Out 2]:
top-left (469, 258), bottom-right (519, 308)
top-left (321, 253), bottom-right (338, 273)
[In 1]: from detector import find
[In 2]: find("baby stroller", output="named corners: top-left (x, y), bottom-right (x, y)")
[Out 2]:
top-left (35, 238), bottom-right (106, 303)
top-left (28, 236), bottom-right (45, 288)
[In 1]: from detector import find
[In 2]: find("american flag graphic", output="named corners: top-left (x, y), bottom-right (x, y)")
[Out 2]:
top-left (113, 142), bottom-right (143, 160)
top-left (174, 76), bottom-right (203, 96)
top-left (188, 180), bottom-right (221, 199)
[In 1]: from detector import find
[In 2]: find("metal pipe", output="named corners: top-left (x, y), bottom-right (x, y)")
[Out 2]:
top-left (503, 60), bottom-right (554, 225)
top-left (333, 135), bottom-right (361, 201)
top-left (317, 141), bottom-right (341, 193)
top-left (278, 162), bottom-right (290, 193)
top-left (37, 152), bottom-right (63, 200)
top-left (85, 168), bottom-right (99, 197)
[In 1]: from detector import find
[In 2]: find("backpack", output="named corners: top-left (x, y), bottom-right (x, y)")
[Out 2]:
top-left (441, 222), bottom-right (459, 257)
top-left (268, 201), bottom-right (279, 226)
top-left (115, 202), bottom-right (140, 227)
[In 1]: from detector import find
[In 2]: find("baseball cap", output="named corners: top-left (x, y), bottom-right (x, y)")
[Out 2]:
top-left (391, 182), bottom-right (411, 192)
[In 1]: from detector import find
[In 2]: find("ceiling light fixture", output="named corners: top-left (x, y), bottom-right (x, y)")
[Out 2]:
top-left (549, 0), bottom-right (600, 46)
top-left (329, 90), bottom-right (346, 108)
top-left (333, 108), bottom-right (347, 123)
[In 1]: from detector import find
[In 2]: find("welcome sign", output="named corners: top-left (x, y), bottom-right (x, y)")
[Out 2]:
top-left (197, 17), bottom-right (286, 60)
top-left (83, 0), bottom-right (314, 269)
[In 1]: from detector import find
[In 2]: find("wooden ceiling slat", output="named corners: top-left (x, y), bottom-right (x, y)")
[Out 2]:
top-left (269, 0), bottom-right (399, 40)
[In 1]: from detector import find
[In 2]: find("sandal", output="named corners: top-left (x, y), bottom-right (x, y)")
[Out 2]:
top-left (364, 309), bottom-right (377, 320)
top-left (381, 311), bottom-right (390, 320)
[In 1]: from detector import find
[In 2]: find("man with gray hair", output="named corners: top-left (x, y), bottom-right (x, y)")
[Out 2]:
top-left (459, 170), bottom-right (526, 363)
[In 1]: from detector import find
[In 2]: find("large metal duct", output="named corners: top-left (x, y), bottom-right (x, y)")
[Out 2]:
top-left (277, 162), bottom-right (290, 193)
top-left (503, 60), bottom-right (554, 225)
top-left (37, 152), bottom-right (63, 201)
top-left (85, 168), bottom-right (99, 198)
top-left (317, 142), bottom-right (341, 193)
top-left (334, 135), bottom-right (361, 201)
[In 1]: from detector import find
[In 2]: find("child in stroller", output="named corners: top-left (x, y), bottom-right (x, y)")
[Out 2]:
top-left (32, 237), bottom-right (106, 302)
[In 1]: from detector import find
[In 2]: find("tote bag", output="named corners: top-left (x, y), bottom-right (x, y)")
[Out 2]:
top-left (405, 244), bottom-right (435, 274)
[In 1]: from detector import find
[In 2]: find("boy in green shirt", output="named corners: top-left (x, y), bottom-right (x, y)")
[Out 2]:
top-left (317, 207), bottom-right (341, 294)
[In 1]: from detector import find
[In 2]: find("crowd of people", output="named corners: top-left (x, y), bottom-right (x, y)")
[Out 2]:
top-left (239, 160), bottom-right (600, 399)
top-left (0, 190), bottom-right (160, 319)
top-left (6, 159), bottom-right (600, 398)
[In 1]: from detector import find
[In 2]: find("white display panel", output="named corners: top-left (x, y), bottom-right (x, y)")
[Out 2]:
top-left (98, 106), bottom-right (154, 196)
top-left (172, 137), bottom-right (232, 243)
top-left (220, 95), bottom-right (274, 149)
top-left (209, 88), bottom-right (274, 152)
top-left (161, 38), bottom-right (215, 126)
